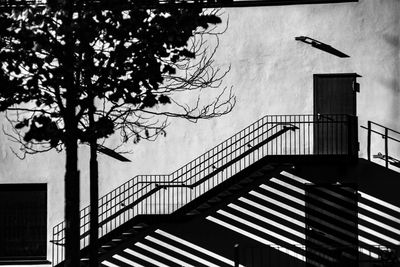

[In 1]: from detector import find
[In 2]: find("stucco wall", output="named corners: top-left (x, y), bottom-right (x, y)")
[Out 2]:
top-left (0, 0), bottom-right (399, 265)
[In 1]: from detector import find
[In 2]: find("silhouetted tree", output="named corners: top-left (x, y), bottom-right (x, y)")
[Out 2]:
top-left (0, 1), bottom-right (233, 266)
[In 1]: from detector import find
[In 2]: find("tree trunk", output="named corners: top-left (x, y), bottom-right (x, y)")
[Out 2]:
top-left (89, 106), bottom-right (99, 267)
top-left (63, 2), bottom-right (81, 263)
top-left (64, 93), bottom-right (80, 266)
top-left (64, 131), bottom-right (80, 267)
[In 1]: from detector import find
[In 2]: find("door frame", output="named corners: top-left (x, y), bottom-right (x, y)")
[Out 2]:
top-left (312, 73), bottom-right (361, 156)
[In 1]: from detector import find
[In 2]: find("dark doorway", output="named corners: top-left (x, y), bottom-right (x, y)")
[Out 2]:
top-left (313, 73), bottom-right (360, 155)
top-left (305, 183), bottom-right (359, 267)
top-left (0, 184), bottom-right (47, 262)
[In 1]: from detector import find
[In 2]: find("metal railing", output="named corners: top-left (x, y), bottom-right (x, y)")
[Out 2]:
top-left (52, 114), bottom-right (356, 265)
top-left (362, 121), bottom-right (400, 169)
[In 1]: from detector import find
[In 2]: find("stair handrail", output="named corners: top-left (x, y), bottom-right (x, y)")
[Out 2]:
top-left (88, 124), bottom-right (297, 231)
top-left (52, 116), bottom-right (287, 238)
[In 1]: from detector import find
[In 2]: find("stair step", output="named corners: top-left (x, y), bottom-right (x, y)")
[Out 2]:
top-left (238, 177), bottom-right (253, 184)
top-left (247, 165), bottom-right (275, 178)
top-left (217, 191), bottom-right (233, 197)
top-left (207, 197), bottom-right (221, 203)
top-left (261, 165), bottom-right (275, 171)
top-left (128, 228), bottom-right (140, 234)
top-left (248, 170), bottom-right (266, 178)
top-left (197, 203), bottom-right (212, 209)
top-left (186, 210), bottom-right (201, 215)
top-left (99, 247), bottom-right (109, 253)
top-left (99, 244), bottom-right (113, 253)
top-left (122, 232), bottom-right (134, 235)
top-left (228, 184), bottom-right (243, 191)
top-left (80, 258), bottom-right (89, 267)
top-left (133, 224), bottom-right (146, 229)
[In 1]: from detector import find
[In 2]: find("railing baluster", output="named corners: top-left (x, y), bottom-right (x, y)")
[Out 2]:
top-left (265, 116), bottom-right (268, 156)
top-left (385, 128), bottom-right (389, 168)
top-left (367, 121), bottom-right (371, 161)
top-left (308, 115), bottom-right (311, 155)
top-left (286, 115), bottom-right (288, 154)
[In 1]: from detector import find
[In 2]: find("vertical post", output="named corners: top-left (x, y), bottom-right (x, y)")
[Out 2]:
top-left (347, 115), bottom-right (358, 159)
top-left (52, 228), bottom-right (55, 265)
top-left (385, 128), bottom-right (389, 168)
top-left (234, 244), bottom-right (240, 267)
top-left (354, 116), bottom-right (358, 158)
top-left (347, 115), bottom-right (353, 156)
top-left (89, 139), bottom-right (99, 267)
top-left (367, 121), bottom-right (371, 161)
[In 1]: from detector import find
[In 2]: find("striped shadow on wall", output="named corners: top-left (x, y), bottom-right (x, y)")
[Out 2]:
top-left (99, 170), bottom-right (400, 267)
top-left (207, 171), bottom-right (400, 266)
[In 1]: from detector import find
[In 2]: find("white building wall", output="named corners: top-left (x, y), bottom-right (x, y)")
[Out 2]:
top-left (0, 0), bottom-right (399, 265)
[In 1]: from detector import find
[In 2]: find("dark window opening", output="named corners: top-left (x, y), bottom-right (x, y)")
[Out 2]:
top-left (0, 184), bottom-right (47, 261)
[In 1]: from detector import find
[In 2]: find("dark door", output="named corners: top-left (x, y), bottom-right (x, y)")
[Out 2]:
top-left (314, 74), bottom-right (358, 116)
top-left (313, 74), bottom-right (360, 155)
top-left (0, 184), bottom-right (47, 261)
